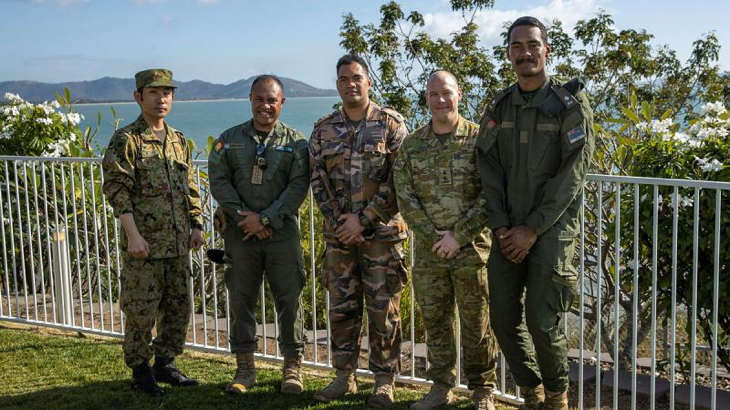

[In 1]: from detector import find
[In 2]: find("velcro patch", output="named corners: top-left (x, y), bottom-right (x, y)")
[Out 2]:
top-left (213, 140), bottom-right (224, 152)
top-left (275, 146), bottom-right (293, 153)
top-left (486, 119), bottom-right (497, 129)
top-left (567, 125), bottom-right (585, 144)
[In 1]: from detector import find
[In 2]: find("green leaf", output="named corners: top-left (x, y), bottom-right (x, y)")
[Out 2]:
top-left (622, 107), bottom-right (641, 124)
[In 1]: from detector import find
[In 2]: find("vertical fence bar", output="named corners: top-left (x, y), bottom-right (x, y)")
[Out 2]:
top-left (689, 187), bottom-right (700, 409)
top-left (0, 163), bottom-right (10, 318)
top-left (613, 183), bottom-right (620, 410)
top-left (41, 162), bottom-right (57, 324)
top-left (58, 163), bottom-right (73, 326)
top-left (79, 163), bottom-right (95, 328)
top-left (189, 250), bottom-right (197, 345)
top-left (22, 163), bottom-right (38, 321)
top-left (199, 247), bottom-right (208, 347)
top-left (50, 162), bottom-right (64, 325)
top-left (409, 234), bottom-right (415, 379)
top-left (578, 187), bottom-right (585, 410)
top-left (274, 302), bottom-right (280, 358)
top-left (99, 167), bottom-right (115, 332)
top-left (670, 186), bottom-right (678, 410)
top-left (711, 189), bottom-right (720, 410)
top-left (650, 185), bottom-right (658, 409)
top-left (261, 277), bottom-right (267, 355)
top-left (455, 307), bottom-right (461, 387)
top-left (69, 162), bottom-right (83, 328)
top-left (13, 161), bottom-right (29, 318)
top-left (595, 181), bottom-right (602, 410)
top-left (309, 191), bottom-right (318, 363)
top-left (89, 164), bottom-right (104, 331)
top-left (5, 162), bottom-right (19, 318)
top-left (31, 162), bottom-right (48, 323)
top-left (113, 204), bottom-right (123, 333)
top-left (631, 184), bottom-right (639, 410)
top-left (204, 173), bottom-right (220, 350)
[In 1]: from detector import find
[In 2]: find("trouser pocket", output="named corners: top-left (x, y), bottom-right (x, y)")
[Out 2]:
top-left (386, 243), bottom-right (408, 295)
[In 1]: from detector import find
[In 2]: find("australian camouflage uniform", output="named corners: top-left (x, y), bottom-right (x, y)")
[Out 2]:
top-left (393, 116), bottom-right (497, 390)
top-left (208, 119), bottom-right (310, 358)
top-left (102, 115), bottom-right (203, 369)
top-left (476, 76), bottom-right (595, 394)
top-left (309, 103), bottom-right (409, 375)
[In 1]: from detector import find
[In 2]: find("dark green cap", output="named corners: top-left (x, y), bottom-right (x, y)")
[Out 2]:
top-left (135, 68), bottom-right (176, 89)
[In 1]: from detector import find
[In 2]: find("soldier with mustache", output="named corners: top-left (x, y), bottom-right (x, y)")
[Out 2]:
top-left (476, 16), bottom-right (595, 410)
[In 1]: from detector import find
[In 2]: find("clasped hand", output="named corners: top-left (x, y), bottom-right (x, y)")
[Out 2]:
top-left (237, 210), bottom-right (272, 241)
top-left (335, 213), bottom-right (365, 246)
top-left (432, 230), bottom-right (460, 259)
top-left (495, 225), bottom-right (537, 264)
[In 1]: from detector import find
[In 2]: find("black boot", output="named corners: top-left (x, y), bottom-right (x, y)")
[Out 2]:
top-left (132, 361), bottom-right (165, 396)
top-left (153, 357), bottom-right (199, 387)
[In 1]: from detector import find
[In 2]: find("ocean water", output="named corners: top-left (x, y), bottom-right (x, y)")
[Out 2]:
top-left (75, 97), bottom-right (340, 152)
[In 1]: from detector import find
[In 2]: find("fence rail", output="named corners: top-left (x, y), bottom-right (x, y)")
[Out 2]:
top-left (1, 156), bottom-right (729, 409)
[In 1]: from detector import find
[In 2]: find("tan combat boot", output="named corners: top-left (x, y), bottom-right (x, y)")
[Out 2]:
top-left (313, 369), bottom-right (357, 402)
top-left (409, 382), bottom-right (454, 410)
top-left (473, 386), bottom-right (496, 410)
top-left (225, 352), bottom-right (256, 394)
top-left (519, 384), bottom-right (545, 410)
top-left (542, 389), bottom-right (569, 410)
top-left (368, 373), bottom-right (396, 408)
top-left (280, 356), bottom-right (304, 394)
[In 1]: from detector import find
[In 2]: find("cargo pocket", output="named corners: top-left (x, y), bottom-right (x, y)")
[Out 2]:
top-left (548, 236), bottom-right (578, 313)
top-left (135, 156), bottom-right (167, 197)
top-left (385, 243), bottom-right (409, 295)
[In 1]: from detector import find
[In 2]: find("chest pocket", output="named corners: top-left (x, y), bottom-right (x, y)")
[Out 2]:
top-left (232, 145), bottom-right (253, 178)
top-left (362, 128), bottom-right (388, 181)
top-left (529, 122), bottom-right (561, 173)
top-left (172, 159), bottom-right (191, 194)
top-left (265, 147), bottom-right (295, 181)
top-left (322, 141), bottom-right (348, 180)
top-left (136, 147), bottom-right (168, 197)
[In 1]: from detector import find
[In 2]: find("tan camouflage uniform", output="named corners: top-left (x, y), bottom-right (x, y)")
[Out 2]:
top-left (309, 103), bottom-right (409, 374)
top-left (102, 115), bottom-right (203, 368)
top-left (393, 116), bottom-right (497, 390)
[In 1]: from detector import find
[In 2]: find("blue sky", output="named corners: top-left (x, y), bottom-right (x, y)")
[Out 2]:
top-left (2, 0), bottom-right (728, 89)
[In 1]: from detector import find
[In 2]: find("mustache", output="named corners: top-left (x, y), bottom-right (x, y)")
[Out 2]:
top-left (516, 58), bottom-right (537, 65)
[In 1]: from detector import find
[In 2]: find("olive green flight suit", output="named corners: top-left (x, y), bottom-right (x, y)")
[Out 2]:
top-left (208, 120), bottom-right (310, 357)
top-left (476, 76), bottom-right (595, 393)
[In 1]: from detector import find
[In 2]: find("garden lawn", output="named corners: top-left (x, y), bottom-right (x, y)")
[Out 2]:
top-left (0, 323), bottom-right (513, 409)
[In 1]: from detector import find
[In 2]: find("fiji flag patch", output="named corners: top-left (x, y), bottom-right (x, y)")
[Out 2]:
top-left (567, 125), bottom-right (585, 144)
top-left (213, 140), bottom-right (224, 152)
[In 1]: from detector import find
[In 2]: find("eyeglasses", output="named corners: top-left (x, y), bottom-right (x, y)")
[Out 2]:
top-left (255, 143), bottom-right (267, 169)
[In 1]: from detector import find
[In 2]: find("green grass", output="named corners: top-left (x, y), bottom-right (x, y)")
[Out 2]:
top-left (0, 323), bottom-right (514, 409)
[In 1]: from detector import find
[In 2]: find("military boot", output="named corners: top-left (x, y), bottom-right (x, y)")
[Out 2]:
top-left (409, 382), bottom-right (454, 410)
top-left (280, 356), bottom-right (304, 394)
top-left (131, 361), bottom-right (164, 396)
top-left (368, 373), bottom-right (395, 408)
top-left (153, 356), bottom-right (199, 386)
top-left (313, 369), bottom-right (357, 402)
top-left (519, 384), bottom-right (545, 410)
top-left (542, 389), bottom-right (569, 410)
top-left (225, 352), bottom-right (256, 394)
top-left (473, 387), bottom-right (496, 410)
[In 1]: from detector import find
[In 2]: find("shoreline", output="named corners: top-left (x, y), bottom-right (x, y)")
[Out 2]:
top-left (74, 96), bottom-right (339, 106)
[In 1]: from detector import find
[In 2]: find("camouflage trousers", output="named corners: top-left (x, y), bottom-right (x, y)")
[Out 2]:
top-left (412, 242), bottom-right (497, 390)
top-left (120, 254), bottom-right (191, 369)
top-left (488, 234), bottom-right (578, 393)
top-left (322, 239), bottom-right (408, 374)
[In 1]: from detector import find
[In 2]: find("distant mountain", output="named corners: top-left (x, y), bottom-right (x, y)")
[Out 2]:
top-left (0, 76), bottom-right (338, 103)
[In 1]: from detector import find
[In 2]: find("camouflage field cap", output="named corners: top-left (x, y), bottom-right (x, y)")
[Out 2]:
top-left (135, 68), bottom-right (176, 89)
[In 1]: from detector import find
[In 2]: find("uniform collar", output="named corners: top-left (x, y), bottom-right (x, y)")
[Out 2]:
top-left (241, 119), bottom-right (284, 142)
top-left (511, 74), bottom-right (552, 106)
top-left (332, 102), bottom-right (381, 124)
top-left (135, 115), bottom-right (171, 142)
top-left (420, 115), bottom-right (469, 147)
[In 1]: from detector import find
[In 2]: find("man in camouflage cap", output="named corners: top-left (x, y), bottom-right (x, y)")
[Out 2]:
top-left (476, 17), bottom-right (595, 410)
top-left (309, 54), bottom-right (409, 408)
top-left (208, 75), bottom-right (310, 395)
top-left (394, 71), bottom-right (497, 410)
top-left (102, 68), bottom-right (204, 396)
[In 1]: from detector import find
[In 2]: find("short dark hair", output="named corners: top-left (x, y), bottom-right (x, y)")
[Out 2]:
top-left (250, 75), bottom-right (284, 94)
top-left (336, 54), bottom-right (370, 77)
top-left (506, 16), bottom-right (548, 46)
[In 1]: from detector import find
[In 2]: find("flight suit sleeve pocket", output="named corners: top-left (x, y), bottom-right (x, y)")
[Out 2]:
top-left (386, 243), bottom-right (409, 295)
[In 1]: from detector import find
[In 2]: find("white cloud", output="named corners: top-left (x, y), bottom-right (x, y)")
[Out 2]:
top-left (420, 0), bottom-right (605, 45)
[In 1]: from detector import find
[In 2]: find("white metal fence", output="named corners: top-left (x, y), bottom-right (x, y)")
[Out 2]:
top-left (1, 156), bottom-right (729, 409)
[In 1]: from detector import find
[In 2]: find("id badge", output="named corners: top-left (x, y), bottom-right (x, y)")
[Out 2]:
top-left (251, 165), bottom-right (264, 185)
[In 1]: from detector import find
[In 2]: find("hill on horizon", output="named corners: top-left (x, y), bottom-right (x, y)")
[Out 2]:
top-left (0, 76), bottom-right (338, 103)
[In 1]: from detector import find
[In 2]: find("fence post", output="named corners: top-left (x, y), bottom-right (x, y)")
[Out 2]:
top-left (52, 229), bottom-right (72, 325)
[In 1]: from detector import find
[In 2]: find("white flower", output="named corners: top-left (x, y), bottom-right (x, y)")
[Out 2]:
top-left (627, 259), bottom-right (638, 270)
top-left (62, 112), bottom-right (82, 125)
top-left (44, 141), bottom-right (67, 157)
top-left (3, 93), bottom-right (22, 102)
top-left (35, 117), bottom-right (53, 126)
top-left (700, 101), bottom-right (727, 116)
top-left (636, 121), bottom-right (649, 132)
top-left (695, 156), bottom-right (723, 172)
top-left (636, 118), bottom-right (673, 135)
top-left (0, 131), bottom-right (11, 140)
top-left (673, 193), bottom-right (694, 209)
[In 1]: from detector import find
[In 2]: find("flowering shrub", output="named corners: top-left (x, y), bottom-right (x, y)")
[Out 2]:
top-left (0, 92), bottom-right (83, 156)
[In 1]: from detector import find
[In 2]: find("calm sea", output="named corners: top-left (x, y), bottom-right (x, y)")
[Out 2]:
top-left (75, 97), bottom-right (340, 152)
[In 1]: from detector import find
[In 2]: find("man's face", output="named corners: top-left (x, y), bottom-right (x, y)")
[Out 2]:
top-left (249, 80), bottom-right (285, 130)
top-left (507, 25), bottom-right (550, 78)
top-left (337, 62), bottom-right (371, 106)
top-left (426, 74), bottom-right (462, 124)
top-left (134, 87), bottom-right (174, 120)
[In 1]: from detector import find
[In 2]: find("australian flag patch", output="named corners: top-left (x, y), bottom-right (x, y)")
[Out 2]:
top-left (567, 125), bottom-right (585, 144)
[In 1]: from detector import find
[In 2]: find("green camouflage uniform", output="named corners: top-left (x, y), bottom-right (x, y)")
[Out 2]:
top-left (102, 115), bottom-right (203, 369)
top-left (208, 120), bottom-right (309, 357)
top-left (476, 76), bottom-right (595, 393)
top-left (393, 116), bottom-right (497, 390)
top-left (309, 103), bottom-right (409, 375)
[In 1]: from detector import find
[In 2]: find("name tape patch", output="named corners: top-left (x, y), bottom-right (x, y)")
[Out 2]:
top-left (275, 146), bottom-right (293, 152)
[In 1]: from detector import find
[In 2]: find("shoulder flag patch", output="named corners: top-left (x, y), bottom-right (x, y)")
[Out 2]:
top-left (213, 140), bottom-right (224, 152)
top-left (567, 125), bottom-right (585, 144)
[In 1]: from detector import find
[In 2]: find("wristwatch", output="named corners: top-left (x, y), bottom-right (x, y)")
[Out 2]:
top-left (359, 212), bottom-right (373, 228)
top-left (260, 214), bottom-right (271, 227)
